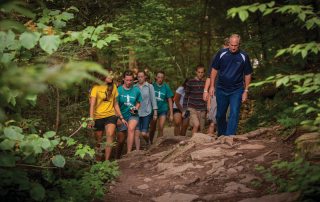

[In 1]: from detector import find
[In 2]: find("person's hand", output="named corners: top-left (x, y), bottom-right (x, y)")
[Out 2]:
top-left (206, 113), bottom-right (209, 119)
top-left (242, 91), bottom-right (248, 103)
top-left (117, 119), bottom-right (122, 127)
top-left (153, 115), bottom-right (158, 121)
top-left (130, 109), bottom-right (136, 114)
top-left (210, 87), bottom-right (215, 97)
top-left (182, 112), bottom-right (185, 119)
top-left (88, 120), bottom-right (95, 128)
top-left (121, 119), bottom-right (128, 127)
top-left (203, 92), bottom-right (209, 101)
top-left (169, 114), bottom-right (173, 122)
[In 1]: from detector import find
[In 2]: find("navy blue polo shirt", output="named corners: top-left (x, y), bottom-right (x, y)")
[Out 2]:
top-left (211, 48), bottom-right (253, 92)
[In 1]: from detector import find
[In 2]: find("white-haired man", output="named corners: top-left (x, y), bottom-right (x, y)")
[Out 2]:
top-left (209, 34), bottom-right (253, 136)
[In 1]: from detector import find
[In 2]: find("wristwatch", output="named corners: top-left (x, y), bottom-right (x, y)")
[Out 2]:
top-left (244, 90), bottom-right (249, 93)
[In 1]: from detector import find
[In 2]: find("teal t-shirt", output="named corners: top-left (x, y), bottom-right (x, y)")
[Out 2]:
top-left (117, 85), bottom-right (143, 118)
top-left (153, 83), bottom-right (173, 113)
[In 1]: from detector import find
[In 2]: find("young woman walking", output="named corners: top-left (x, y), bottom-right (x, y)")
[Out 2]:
top-left (88, 70), bottom-right (127, 161)
top-left (173, 76), bottom-right (192, 136)
top-left (115, 70), bottom-right (142, 159)
top-left (149, 71), bottom-right (174, 144)
top-left (134, 70), bottom-right (158, 150)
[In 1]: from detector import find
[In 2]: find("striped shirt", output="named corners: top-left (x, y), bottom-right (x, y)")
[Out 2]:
top-left (183, 78), bottom-right (206, 112)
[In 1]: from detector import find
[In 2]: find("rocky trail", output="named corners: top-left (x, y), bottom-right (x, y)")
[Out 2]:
top-left (105, 127), bottom-right (300, 202)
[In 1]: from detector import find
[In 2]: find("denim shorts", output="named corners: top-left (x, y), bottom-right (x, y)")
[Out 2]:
top-left (93, 116), bottom-right (118, 131)
top-left (173, 108), bottom-right (182, 115)
top-left (157, 110), bottom-right (168, 117)
top-left (116, 115), bottom-right (139, 132)
top-left (135, 115), bottom-right (152, 133)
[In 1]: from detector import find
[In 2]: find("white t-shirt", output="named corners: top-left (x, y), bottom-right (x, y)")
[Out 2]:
top-left (173, 86), bottom-right (185, 109)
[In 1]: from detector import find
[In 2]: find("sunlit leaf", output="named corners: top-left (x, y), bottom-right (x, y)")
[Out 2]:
top-left (19, 32), bottom-right (40, 49)
top-left (39, 35), bottom-right (60, 54)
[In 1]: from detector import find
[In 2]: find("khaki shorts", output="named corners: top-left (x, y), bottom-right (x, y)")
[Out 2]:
top-left (188, 108), bottom-right (206, 131)
top-left (208, 94), bottom-right (230, 124)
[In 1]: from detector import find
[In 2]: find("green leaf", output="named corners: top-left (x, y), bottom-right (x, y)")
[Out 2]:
top-left (263, 9), bottom-right (273, 16)
top-left (258, 4), bottom-right (267, 12)
top-left (0, 30), bottom-right (15, 48)
top-left (39, 35), bottom-right (60, 54)
top-left (0, 20), bottom-right (26, 32)
top-left (38, 17), bottom-right (50, 24)
top-left (82, 122), bottom-right (87, 127)
top-left (0, 139), bottom-right (15, 150)
top-left (275, 49), bottom-right (286, 57)
top-left (19, 32), bottom-right (40, 49)
top-left (276, 78), bottom-right (283, 87)
top-left (0, 152), bottom-right (15, 167)
top-left (298, 13), bottom-right (306, 21)
top-left (2, 52), bottom-right (15, 63)
top-left (53, 20), bottom-right (66, 29)
top-left (43, 131), bottom-right (56, 138)
top-left (238, 10), bottom-right (249, 22)
top-left (4, 127), bottom-right (23, 140)
top-left (23, 155), bottom-right (35, 163)
top-left (70, 6), bottom-right (79, 12)
top-left (42, 169), bottom-right (55, 183)
top-left (56, 12), bottom-right (74, 21)
top-left (301, 120), bottom-right (313, 125)
top-left (41, 138), bottom-right (50, 149)
top-left (301, 49), bottom-right (308, 58)
top-left (306, 19), bottom-right (314, 30)
top-left (49, 10), bottom-right (60, 16)
top-left (19, 181), bottom-right (30, 191)
top-left (52, 155), bottom-right (65, 167)
top-left (1, 85), bottom-right (12, 103)
top-left (30, 183), bottom-right (45, 201)
top-left (267, 1), bottom-right (275, 7)
top-left (248, 7), bottom-right (259, 13)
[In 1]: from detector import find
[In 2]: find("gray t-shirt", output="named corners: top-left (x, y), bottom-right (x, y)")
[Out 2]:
top-left (207, 54), bottom-right (219, 89)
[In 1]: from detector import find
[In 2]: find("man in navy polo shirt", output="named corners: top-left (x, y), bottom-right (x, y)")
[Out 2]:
top-left (209, 34), bottom-right (253, 136)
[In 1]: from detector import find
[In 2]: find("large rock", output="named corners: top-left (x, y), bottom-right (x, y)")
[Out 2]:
top-left (295, 132), bottom-right (320, 161)
top-left (157, 163), bottom-right (177, 172)
top-left (163, 163), bottom-right (203, 175)
top-left (137, 184), bottom-right (149, 189)
top-left (224, 182), bottom-right (255, 193)
top-left (122, 150), bottom-right (147, 158)
top-left (161, 143), bottom-right (195, 163)
top-left (239, 174), bottom-right (262, 184)
top-left (238, 192), bottom-right (300, 202)
top-left (191, 147), bottom-right (225, 160)
top-left (151, 192), bottom-right (199, 202)
top-left (190, 133), bottom-right (215, 143)
top-left (238, 144), bottom-right (266, 150)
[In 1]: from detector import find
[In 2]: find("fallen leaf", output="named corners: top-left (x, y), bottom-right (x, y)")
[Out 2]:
top-left (138, 175), bottom-right (145, 177)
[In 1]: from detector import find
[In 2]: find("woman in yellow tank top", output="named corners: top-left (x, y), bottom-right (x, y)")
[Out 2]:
top-left (88, 70), bottom-right (127, 161)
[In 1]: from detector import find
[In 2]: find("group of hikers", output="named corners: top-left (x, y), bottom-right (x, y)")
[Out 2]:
top-left (88, 34), bottom-right (253, 161)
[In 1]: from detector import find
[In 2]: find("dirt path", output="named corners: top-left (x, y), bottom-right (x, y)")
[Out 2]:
top-left (105, 127), bottom-right (298, 202)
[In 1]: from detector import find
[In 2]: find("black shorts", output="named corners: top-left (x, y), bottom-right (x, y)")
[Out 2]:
top-left (173, 108), bottom-right (182, 115)
top-left (94, 116), bottom-right (118, 131)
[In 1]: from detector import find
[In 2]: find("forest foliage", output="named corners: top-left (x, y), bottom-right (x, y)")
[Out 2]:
top-left (0, 0), bottom-right (320, 201)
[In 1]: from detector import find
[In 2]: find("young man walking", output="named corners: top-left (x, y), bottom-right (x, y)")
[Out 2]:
top-left (210, 34), bottom-right (253, 136)
top-left (182, 64), bottom-right (206, 136)
top-left (203, 38), bottom-right (230, 134)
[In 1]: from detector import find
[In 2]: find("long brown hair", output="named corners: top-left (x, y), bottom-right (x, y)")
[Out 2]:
top-left (181, 76), bottom-right (193, 90)
top-left (92, 68), bottom-right (114, 100)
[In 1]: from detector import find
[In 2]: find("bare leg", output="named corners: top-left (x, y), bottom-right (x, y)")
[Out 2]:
top-left (105, 124), bottom-right (116, 161)
top-left (174, 113), bottom-right (182, 136)
top-left (208, 123), bottom-right (215, 135)
top-left (181, 116), bottom-right (189, 136)
top-left (94, 131), bottom-right (104, 161)
top-left (135, 130), bottom-right (141, 151)
top-left (127, 119), bottom-right (138, 154)
top-left (141, 132), bottom-right (150, 146)
top-left (191, 125), bottom-right (200, 137)
top-left (116, 131), bottom-right (126, 159)
top-left (157, 116), bottom-right (166, 138)
top-left (149, 119), bottom-right (157, 144)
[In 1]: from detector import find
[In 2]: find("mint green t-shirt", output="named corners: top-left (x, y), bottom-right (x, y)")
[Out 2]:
top-left (117, 85), bottom-right (143, 118)
top-left (153, 83), bottom-right (173, 113)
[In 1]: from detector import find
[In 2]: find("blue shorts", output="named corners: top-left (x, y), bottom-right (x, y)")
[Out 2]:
top-left (116, 115), bottom-right (139, 132)
top-left (173, 108), bottom-right (182, 115)
top-left (157, 111), bottom-right (168, 118)
top-left (135, 115), bottom-right (152, 133)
